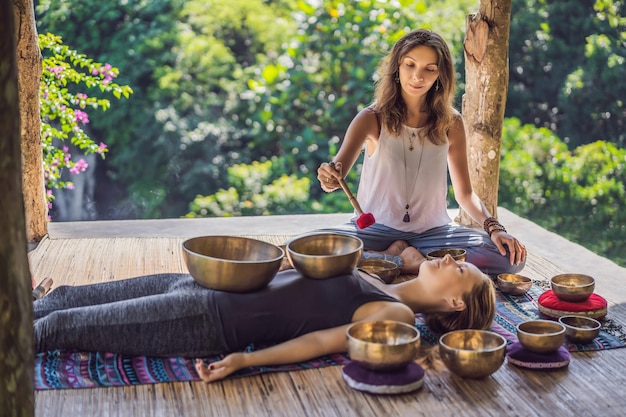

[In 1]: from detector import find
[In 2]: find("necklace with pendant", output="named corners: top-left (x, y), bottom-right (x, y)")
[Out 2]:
top-left (402, 127), bottom-right (424, 223)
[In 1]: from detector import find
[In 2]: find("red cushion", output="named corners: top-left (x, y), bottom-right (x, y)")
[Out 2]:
top-left (538, 290), bottom-right (607, 319)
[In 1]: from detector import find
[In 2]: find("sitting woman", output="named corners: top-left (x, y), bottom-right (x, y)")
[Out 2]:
top-left (34, 254), bottom-right (495, 383)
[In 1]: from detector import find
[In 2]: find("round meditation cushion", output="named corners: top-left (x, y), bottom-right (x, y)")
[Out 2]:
top-left (506, 342), bottom-right (570, 370)
top-left (341, 361), bottom-right (425, 395)
top-left (538, 290), bottom-right (607, 319)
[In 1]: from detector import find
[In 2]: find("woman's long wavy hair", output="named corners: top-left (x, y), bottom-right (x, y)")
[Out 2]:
top-left (372, 29), bottom-right (456, 145)
top-left (422, 271), bottom-right (496, 335)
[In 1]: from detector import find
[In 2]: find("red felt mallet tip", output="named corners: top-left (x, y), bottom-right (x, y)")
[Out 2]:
top-left (356, 212), bottom-right (376, 229)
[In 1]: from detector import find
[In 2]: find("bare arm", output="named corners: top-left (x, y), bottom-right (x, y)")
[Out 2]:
top-left (317, 108), bottom-right (380, 192)
top-left (195, 301), bottom-right (414, 383)
top-left (447, 113), bottom-right (526, 265)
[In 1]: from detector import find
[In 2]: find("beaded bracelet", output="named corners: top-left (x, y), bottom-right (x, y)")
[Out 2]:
top-left (483, 216), bottom-right (507, 237)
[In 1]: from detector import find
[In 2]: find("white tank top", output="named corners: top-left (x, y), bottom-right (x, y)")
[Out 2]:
top-left (356, 126), bottom-right (451, 233)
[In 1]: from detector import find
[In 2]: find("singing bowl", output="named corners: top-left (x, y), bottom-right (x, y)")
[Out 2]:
top-left (497, 273), bottom-right (533, 296)
top-left (426, 248), bottom-right (467, 262)
top-left (516, 320), bottom-right (566, 353)
top-left (357, 259), bottom-right (400, 284)
top-left (551, 273), bottom-right (595, 302)
top-left (346, 320), bottom-right (421, 371)
top-left (287, 233), bottom-right (363, 279)
top-left (439, 330), bottom-right (507, 379)
top-left (182, 236), bottom-right (284, 292)
top-left (558, 315), bottom-right (601, 344)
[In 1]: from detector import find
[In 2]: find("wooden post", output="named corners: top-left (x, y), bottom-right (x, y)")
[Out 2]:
top-left (0, 0), bottom-right (35, 414)
top-left (14, 0), bottom-right (47, 242)
top-left (457, 0), bottom-right (512, 226)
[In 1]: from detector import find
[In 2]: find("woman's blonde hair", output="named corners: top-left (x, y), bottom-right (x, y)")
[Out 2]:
top-left (422, 272), bottom-right (496, 334)
top-left (372, 29), bottom-right (456, 145)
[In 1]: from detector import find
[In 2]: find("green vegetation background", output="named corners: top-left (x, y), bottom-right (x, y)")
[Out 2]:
top-left (36, 0), bottom-right (625, 266)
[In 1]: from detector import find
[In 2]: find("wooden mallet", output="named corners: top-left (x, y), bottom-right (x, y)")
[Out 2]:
top-left (330, 163), bottom-right (375, 229)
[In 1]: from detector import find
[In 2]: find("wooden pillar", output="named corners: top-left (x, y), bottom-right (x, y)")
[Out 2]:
top-left (14, 0), bottom-right (47, 242)
top-left (457, 0), bottom-right (512, 226)
top-left (0, 0), bottom-right (35, 414)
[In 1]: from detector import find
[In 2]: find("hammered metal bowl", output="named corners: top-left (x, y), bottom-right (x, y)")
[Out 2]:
top-left (426, 248), bottom-right (467, 262)
top-left (357, 259), bottom-right (400, 284)
top-left (346, 320), bottom-right (421, 371)
top-left (516, 320), bottom-right (566, 353)
top-left (287, 233), bottom-right (363, 279)
top-left (439, 330), bottom-right (507, 379)
top-left (551, 274), bottom-right (595, 302)
top-left (497, 273), bottom-right (533, 296)
top-left (182, 236), bottom-right (284, 292)
top-left (558, 315), bottom-right (601, 344)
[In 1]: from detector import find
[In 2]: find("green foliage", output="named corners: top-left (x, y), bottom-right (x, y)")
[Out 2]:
top-left (508, 0), bottom-right (625, 147)
top-left (185, 159), bottom-right (317, 217)
top-left (500, 118), bottom-right (626, 266)
top-left (39, 33), bottom-right (132, 212)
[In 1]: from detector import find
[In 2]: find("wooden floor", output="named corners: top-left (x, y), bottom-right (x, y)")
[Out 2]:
top-left (30, 234), bottom-right (626, 417)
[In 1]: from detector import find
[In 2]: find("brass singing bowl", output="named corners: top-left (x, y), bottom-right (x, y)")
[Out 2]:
top-left (426, 248), bottom-right (467, 262)
top-left (357, 259), bottom-right (400, 284)
top-left (346, 320), bottom-right (421, 372)
top-left (551, 273), bottom-right (595, 302)
top-left (497, 273), bottom-right (533, 296)
top-left (439, 330), bottom-right (507, 379)
top-left (287, 233), bottom-right (363, 279)
top-left (516, 320), bottom-right (566, 353)
top-left (558, 315), bottom-right (601, 344)
top-left (182, 236), bottom-right (284, 292)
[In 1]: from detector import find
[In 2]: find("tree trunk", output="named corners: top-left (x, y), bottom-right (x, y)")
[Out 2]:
top-left (457, 0), bottom-right (512, 226)
top-left (0, 0), bottom-right (35, 415)
top-left (14, 0), bottom-right (46, 242)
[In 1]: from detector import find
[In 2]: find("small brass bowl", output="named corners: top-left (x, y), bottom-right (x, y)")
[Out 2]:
top-left (551, 273), bottom-right (595, 302)
top-left (497, 273), bottom-right (532, 296)
top-left (287, 233), bottom-right (363, 279)
top-left (558, 315), bottom-right (601, 344)
top-left (426, 248), bottom-right (467, 262)
top-left (357, 259), bottom-right (400, 284)
top-left (439, 330), bottom-right (507, 379)
top-left (183, 236), bottom-right (284, 292)
top-left (346, 320), bottom-right (420, 372)
top-left (516, 320), bottom-right (566, 353)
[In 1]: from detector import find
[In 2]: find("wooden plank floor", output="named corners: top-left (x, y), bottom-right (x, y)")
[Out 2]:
top-left (30, 235), bottom-right (626, 417)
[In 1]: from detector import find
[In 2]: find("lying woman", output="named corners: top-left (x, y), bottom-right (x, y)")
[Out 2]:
top-left (34, 254), bottom-right (495, 383)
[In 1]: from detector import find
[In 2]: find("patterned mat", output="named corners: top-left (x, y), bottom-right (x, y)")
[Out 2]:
top-left (35, 284), bottom-right (626, 390)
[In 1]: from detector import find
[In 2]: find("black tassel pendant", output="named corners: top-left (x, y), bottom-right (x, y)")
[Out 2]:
top-left (403, 205), bottom-right (410, 223)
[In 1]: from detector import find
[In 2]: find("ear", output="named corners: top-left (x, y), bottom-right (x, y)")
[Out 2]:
top-left (444, 296), bottom-right (466, 312)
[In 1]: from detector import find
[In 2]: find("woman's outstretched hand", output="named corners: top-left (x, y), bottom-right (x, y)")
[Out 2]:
top-left (195, 353), bottom-right (244, 383)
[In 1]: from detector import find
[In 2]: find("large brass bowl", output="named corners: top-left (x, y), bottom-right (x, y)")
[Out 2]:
top-left (287, 233), bottom-right (363, 279)
top-left (439, 330), bottom-right (507, 379)
top-left (551, 273), bottom-right (595, 302)
top-left (357, 259), bottom-right (400, 284)
top-left (346, 320), bottom-right (420, 371)
top-left (182, 236), bottom-right (284, 292)
top-left (426, 248), bottom-right (467, 262)
top-left (558, 315), bottom-right (601, 344)
top-left (497, 273), bottom-right (532, 296)
top-left (516, 320), bottom-right (566, 353)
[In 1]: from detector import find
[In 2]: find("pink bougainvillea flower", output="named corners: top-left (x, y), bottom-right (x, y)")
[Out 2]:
top-left (74, 109), bottom-right (90, 124)
top-left (69, 158), bottom-right (89, 175)
top-left (96, 142), bottom-right (108, 154)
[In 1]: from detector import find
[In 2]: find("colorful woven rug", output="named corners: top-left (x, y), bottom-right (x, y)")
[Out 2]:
top-left (34, 284), bottom-right (626, 390)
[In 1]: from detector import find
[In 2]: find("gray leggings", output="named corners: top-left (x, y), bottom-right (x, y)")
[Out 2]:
top-left (319, 221), bottom-right (525, 276)
top-left (34, 274), bottom-right (227, 357)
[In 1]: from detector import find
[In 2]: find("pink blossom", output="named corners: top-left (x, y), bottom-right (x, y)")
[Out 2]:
top-left (69, 158), bottom-right (89, 175)
top-left (76, 93), bottom-right (88, 100)
top-left (96, 142), bottom-right (108, 154)
top-left (66, 183), bottom-right (75, 190)
top-left (74, 109), bottom-right (90, 124)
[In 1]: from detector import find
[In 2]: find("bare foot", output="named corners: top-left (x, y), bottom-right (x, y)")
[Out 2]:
top-left (399, 246), bottom-right (426, 275)
top-left (374, 240), bottom-right (409, 256)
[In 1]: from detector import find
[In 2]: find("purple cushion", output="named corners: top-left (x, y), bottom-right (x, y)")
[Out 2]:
top-left (341, 361), bottom-right (425, 394)
top-left (506, 342), bottom-right (570, 370)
